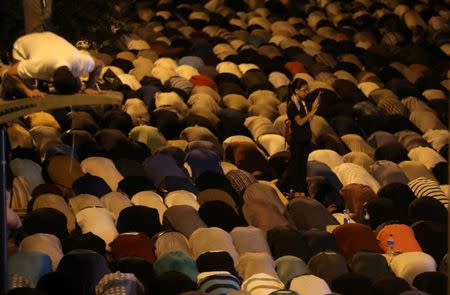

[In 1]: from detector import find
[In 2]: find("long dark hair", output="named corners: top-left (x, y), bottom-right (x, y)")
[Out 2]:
top-left (287, 78), bottom-right (307, 101)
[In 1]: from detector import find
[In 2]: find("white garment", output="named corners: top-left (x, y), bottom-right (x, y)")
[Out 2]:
top-left (257, 134), bottom-right (287, 157)
top-left (332, 163), bottom-right (381, 193)
top-left (220, 161), bottom-right (239, 174)
top-left (123, 98), bottom-right (150, 126)
top-left (14, 32), bottom-right (94, 81)
top-left (76, 207), bottom-right (118, 247)
top-left (165, 190), bottom-right (200, 211)
top-left (290, 275), bottom-right (331, 295)
top-left (154, 231), bottom-right (191, 258)
top-left (131, 191), bottom-right (167, 223)
top-left (80, 157), bottom-right (124, 191)
top-left (241, 273), bottom-right (285, 295)
top-left (100, 192), bottom-right (132, 222)
top-left (189, 227), bottom-right (239, 264)
top-left (308, 149), bottom-right (344, 170)
top-left (408, 146), bottom-right (447, 169)
top-left (230, 226), bottom-right (271, 256)
top-left (388, 252), bottom-right (436, 285)
top-left (69, 194), bottom-right (104, 215)
top-left (422, 129), bottom-right (449, 153)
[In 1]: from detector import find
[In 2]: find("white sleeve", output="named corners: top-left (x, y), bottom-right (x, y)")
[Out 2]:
top-left (72, 54), bottom-right (95, 77)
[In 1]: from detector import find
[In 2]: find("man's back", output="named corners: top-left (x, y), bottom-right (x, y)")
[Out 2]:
top-left (12, 32), bottom-right (94, 81)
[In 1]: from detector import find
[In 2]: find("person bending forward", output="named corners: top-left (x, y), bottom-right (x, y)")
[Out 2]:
top-left (3, 32), bottom-right (103, 98)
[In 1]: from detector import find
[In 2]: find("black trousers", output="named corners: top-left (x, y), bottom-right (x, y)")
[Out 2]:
top-left (278, 140), bottom-right (310, 194)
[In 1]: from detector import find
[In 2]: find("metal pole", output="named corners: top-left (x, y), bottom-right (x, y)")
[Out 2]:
top-left (0, 126), bottom-right (8, 294)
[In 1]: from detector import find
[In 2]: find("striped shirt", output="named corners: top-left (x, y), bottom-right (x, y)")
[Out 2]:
top-left (241, 273), bottom-right (284, 295)
top-left (408, 177), bottom-right (448, 207)
top-left (197, 271), bottom-right (241, 295)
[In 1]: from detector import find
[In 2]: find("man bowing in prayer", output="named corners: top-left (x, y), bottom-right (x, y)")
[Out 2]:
top-left (3, 32), bottom-right (103, 98)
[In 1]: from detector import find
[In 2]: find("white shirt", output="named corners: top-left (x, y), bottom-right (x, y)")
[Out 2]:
top-left (76, 207), bottom-right (118, 247)
top-left (14, 32), bottom-right (95, 81)
top-left (408, 146), bottom-right (447, 169)
top-left (131, 191), bottom-right (167, 223)
top-left (80, 157), bottom-right (124, 191)
top-left (333, 163), bottom-right (381, 193)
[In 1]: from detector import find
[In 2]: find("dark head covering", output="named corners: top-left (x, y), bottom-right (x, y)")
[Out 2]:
top-left (331, 272), bottom-right (372, 295)
top-left (31, 183), bottom-right (64, 199)
top-left (160, 175), bottom-right (199, 195)
top-left (285, 197), bottom-right (339, 231)
top-left (266, 227), bottom-right (311, 262)
top-left (198, 201), bottom-right (243, 232)
top-left (332, 223), bottom-right (382, 260)
top-left (7, 288), bottom-right (47, 295)
top-left (22, 208), bottom-right (68, 240)
top-left (226, 169), bottom-right (258, 198)
top-left (308, 251), bottom-right (349, 286)
top-left (301, 229), bottom-right (340, 257)
top-left (152, 271), bottom-right (197, 295)
top-left (143, 154), bottom-right (187, 188)
top-left (36, 271), bottom-right (79, 295)
top-left (196, 251), bottom-right (238, 277)
top-left (349, 250), bottom-right (390, 280)
top-left (61, 111), bottom-right (99, 134)
top-left (185, 149), bottom-right (223, 181)
top-left (113, 159), bottom-right (147, 178)
top-left (371, 277), bottom-right (411, 295)
top-left (118, 176), bottom-right (155, 197)
top-left (307, 176), bottom-right (345, 212)
top-left (408, 197), bottom-right (447, 224)
top-left (62, 232), bottom-right (106, 256)
top-left (116, 206), bottom-right (162, 238)
top-left (56, 250), bottom-right (111, 295)
top-left (364, 197), bottom-right (396, 230)
top-left (116, 256), bottom-right (153, 293)
top-left (195, 172), bottom-right (239, 201)
top-left (432, 162), bottom-right (449, 185)
top-left (217, 108), bottom-right (249, 139)
top-left (153, 146), bottom-right (186, 168)
top-left (100, 110), bottom-right (134, 136)
top-left (378, 183), bottom-right (416, 224)
top-left (110, 232), bottom-right (156, 264)
top-left (413, 272), bottom-right (447, 295)
top-left (61, 130), bottom-right (100, 161)
top-left (374, 142), bottom-right (409, 163)
top-left (151, 108), bottom-right (183, 140)
top-left (72, 173), bottom-right (112, 197)
top-left (412, 220), bottom-right (448, 264)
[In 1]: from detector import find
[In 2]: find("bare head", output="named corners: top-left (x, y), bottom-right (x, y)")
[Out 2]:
top-left (53, 66), bottom-right (81, 94)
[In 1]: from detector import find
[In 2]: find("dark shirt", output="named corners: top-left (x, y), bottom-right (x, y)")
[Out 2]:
top-left (287, 100), bottom-right (311, 143)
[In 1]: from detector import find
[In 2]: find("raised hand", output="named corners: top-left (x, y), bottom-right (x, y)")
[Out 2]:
top-left (311, 94), bottom-right (321, 112)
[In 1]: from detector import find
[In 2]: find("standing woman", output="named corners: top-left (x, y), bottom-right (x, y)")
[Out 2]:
top-left (278, 78), bottom-right (320, 195)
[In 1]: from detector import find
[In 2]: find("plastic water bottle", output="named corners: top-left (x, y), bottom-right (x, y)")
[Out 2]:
top-left (387, 234), bottom-right (395, 256)
top-left (343, 209), bottom-right (351, 224)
